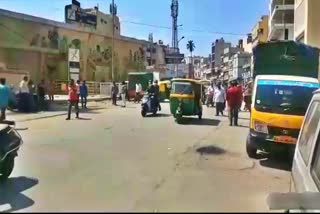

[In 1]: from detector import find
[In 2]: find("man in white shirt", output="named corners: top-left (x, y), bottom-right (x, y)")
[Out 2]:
top-left (19, 76), bottom-right (30, 112)
top-left (214, 82), bottom-right (226, 116)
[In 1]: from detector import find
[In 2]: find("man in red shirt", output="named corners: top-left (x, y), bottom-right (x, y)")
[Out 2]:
top-left (66, 79), bottom-right (79, 120)
top-left (226, 80), bottom-right (242, 126)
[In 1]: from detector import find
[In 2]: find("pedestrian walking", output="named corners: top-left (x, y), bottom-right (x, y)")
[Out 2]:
top-left (243, 81), bottom-right (252, 112)
top-left (111, 81), bottom-right (119, 105)
top-left (48, 80), bottom-right (55, 101)
top-left (214, 82), bottom-right (226, 116)
top-left (120, 81), bottom-right (128, 108)
top-left (80, 80), bottom-right (88, 109)
top-left (66, 79), bottom-right (79, 120)
top-left (226, 80), bottom-right (243, 126)
top-left (37, 79), bottom-right (46, 111)
top-left (0, 78), bottom-right (10, 122)
top-left (18, 76), bottom-right (30, 112)
top-left (206, 83), bottom-right (214, 107)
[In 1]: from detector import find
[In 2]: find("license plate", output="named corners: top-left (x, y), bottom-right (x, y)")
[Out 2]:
top-left (273, 136), bottom-right (297, 144)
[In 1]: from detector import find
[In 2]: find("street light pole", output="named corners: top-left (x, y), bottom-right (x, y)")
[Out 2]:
top-left (175, 36), bottom-right (185, 77)
top-left (111, 0), bottom-right (115, 81)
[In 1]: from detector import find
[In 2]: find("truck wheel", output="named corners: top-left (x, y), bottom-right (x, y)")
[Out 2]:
top-left (246, 136), bottom-right (257, 159)
top-left (0, 156), bottom-right (15, 181)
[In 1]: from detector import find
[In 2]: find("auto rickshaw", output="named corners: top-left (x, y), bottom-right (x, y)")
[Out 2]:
top-left (170, 79), bottom-right (203, 123)
top-left (159, 80), bottom-right (171, 102)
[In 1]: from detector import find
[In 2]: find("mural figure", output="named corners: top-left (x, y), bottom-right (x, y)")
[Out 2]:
top-left (30, 33), bottom-right (40, 46)
top-left (48, 27), bottom-right (59, 49)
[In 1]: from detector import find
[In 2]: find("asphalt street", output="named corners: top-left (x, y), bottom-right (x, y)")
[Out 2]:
top-left (0, 101), bottom-right (292, 212)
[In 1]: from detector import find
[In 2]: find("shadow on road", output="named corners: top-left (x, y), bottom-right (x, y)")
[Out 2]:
top-left (144, 113), bottom-right (171, 118)
top-left (196, 145), bottom-right (226, 155)
top-left (180, 118), bottom-right (220, 126)
top-left (77, 117), bottom-right (92, 120)
top-left (237, 124), bottom-right (250, 128)
top-left (0, 176), bottom-right (38, 212)
top-left (257, 153), bottom-right (293, 172)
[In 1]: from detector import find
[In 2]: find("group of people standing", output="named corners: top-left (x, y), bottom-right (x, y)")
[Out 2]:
top-left (111, 81), bottom-right (128, 108)
top-left (66, 79), bottom-right (88, 120)
top-left (206, 79), bottom-right (252, 127)
top-left (18, 76), bottom-right (56, 112)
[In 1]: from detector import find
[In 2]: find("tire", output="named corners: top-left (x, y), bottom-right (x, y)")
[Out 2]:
top-left (153, 109), bottom-right (157, 115)
top-left (141, 110), bottom-right (147, 117)
top-left (0, 156), bottom-right (15, 181)
top-left (198, 112), bottom-right (202, 120)
top-left (246, 136), bottom-right (257, 159)
top-left (175, 114), bottom-right (183, 124)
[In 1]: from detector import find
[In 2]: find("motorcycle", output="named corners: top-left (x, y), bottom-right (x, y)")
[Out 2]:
top-left (141, 93), bottom-right (158, 117)
top-left (0, 120), bottom-right (23, 181)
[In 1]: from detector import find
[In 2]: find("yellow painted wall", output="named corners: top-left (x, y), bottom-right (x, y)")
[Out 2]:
top-left (0, 13), bottom-right (146, 83)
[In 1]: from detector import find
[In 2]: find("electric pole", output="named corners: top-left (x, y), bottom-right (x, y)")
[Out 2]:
top-left (110, 0), bottom-right (116, 81)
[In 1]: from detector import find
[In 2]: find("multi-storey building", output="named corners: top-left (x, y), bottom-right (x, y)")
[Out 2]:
top-left (268, 0), bottom-right (294, 41)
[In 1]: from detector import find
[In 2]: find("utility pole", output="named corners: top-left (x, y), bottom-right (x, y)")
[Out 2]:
top-left (110, 0), bottom-right (116, 81)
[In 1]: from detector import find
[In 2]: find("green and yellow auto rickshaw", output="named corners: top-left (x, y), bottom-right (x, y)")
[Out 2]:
top-left (159, 80), bottom-right (171, 102)
top-left (170, 79), bottom-right (203, 123)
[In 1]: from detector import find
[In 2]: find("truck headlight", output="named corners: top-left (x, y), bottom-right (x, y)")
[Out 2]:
top-left (253, 120), bottom-right (269, 134)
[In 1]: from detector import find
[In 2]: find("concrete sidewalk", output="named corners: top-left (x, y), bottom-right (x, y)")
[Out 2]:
top-left (52, 94), bottom-right (109, 103)
top-left (6, 101), bottom-right (108, 122)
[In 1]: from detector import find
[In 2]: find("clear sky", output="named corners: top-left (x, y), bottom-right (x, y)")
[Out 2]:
top-left (0, 0), bottom-right (269, 56)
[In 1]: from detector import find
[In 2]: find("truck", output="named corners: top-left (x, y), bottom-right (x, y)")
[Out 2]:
top-left (246, 41), bottom-right (320, 159)
top-left (127, 72), bottom-right (154, 100)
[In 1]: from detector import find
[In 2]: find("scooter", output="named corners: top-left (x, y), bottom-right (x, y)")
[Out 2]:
top-left (0, 120), bottom-right (23, 181)
top-left (141, 93), bottom-right (158, 117)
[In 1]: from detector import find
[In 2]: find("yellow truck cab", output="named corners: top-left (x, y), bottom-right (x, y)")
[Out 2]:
top-left (246, 75), bottom-right (319, 158)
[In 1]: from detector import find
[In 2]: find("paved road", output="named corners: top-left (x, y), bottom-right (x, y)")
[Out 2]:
top-left (0, 102), bottom-right (291, 212)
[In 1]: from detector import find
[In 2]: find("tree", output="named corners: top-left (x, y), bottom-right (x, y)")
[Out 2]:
top-left (186, 40), bottom-right (195, 61)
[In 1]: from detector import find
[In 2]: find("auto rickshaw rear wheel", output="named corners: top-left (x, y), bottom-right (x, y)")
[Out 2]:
top-left (175, 114), bottom-right (183, 124)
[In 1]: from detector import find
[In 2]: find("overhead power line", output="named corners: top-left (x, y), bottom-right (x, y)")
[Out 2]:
top-left (121, 20), bottom-right (247, 36)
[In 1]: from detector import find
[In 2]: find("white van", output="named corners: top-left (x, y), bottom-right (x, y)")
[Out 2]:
top-left (267, 89), bottom-right (320, 212)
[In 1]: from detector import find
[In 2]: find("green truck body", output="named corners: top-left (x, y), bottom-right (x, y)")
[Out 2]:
top-left (253, 41), bottom-right (319, 79)
top-left (127, 72), bottom-right (154, 99)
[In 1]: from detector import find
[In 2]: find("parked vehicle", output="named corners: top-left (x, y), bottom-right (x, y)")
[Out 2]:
top-left (141, 93), bottom-right (158, 117)
top-left (267, 89), bottom-right (320, 212)
top-left (127, 72), bottom-right (155, 100)
top-left (170, 78), bottom-right (202, 123)
top-left (0, 120), bottom-right (23, 181)
top-left (246, 41), bottom-right (320, 159)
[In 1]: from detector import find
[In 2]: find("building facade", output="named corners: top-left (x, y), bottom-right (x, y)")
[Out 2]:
top-left (211, 38), bottom-right (231, 79)
top-left (231, 52), bottom-right (252, 80)
top-left (252, 15), bottom-right (269, 47)
top-left (0, 5), bottom-right (150, 85)
top-left (268, 0), bottom-right (294, 41)
top-left (294, 0), bottom-right (320, 48)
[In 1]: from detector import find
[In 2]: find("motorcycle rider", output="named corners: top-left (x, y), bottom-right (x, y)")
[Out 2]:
top-left (147, 80), bottom-right (161, 111)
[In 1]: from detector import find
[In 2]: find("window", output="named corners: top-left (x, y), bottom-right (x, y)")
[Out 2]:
top-left (311, 130), bottom-right (320, 190)
top-left (298, 102), bottom-right (320, 165)
top-left (285, 29), bottom-right (289, 40)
